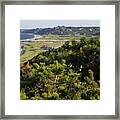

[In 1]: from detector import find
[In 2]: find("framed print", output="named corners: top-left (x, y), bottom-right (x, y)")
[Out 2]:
top-left (0, 0), bottom-right (119, 119)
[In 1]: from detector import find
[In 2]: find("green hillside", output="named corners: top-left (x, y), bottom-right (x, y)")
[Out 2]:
top-left (20, 36), bottom-right (100, 100)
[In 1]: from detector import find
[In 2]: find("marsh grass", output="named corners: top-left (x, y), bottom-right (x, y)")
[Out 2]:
top-left (20, 40), bottom-right (65, 63)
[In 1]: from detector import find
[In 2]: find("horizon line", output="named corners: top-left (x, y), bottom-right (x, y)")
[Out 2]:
top-left (20, 25), bottom-right (100, 29)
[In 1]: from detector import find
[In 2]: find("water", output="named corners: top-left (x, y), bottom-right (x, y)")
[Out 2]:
top-left (20, 33), bottom-right (34, 40)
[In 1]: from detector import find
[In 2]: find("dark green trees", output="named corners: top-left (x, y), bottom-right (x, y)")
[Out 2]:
top-left (20, 36), bottom-right (100, 100)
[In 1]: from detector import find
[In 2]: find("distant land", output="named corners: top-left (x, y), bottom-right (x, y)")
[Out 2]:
top-left (20, 26), bottom-right (100, 37)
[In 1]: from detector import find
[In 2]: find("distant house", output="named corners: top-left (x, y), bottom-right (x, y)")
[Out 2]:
top-left (83, 33), bottom-right (87, 36)
top-left (40, 45), bottom-right (52, 50)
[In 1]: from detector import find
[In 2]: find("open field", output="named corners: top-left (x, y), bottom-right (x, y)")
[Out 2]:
top-left (20, 40), bottom-right (65, 63)
top-left (20, 35), bottom-right (99, 63)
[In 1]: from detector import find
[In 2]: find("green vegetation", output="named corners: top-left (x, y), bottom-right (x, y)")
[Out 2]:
top-left (20, 41), bottom-right (64, 63)
top-left (20, 36), bottom-right (100, 100)
top-left (21, 26), bottom-right (100, 36)
top-left (44, 34), bottom-right (87, 40)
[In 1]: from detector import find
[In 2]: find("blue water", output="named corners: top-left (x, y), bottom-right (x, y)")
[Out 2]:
top-left (20, 33), bottom-right (34, 40)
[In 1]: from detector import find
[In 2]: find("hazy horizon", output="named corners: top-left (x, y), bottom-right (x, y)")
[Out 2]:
top-left (20, 20), bottom-right (100, 29)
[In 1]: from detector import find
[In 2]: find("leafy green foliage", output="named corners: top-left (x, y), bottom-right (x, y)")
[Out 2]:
top-left (20, 36), bottom-right (100, 100)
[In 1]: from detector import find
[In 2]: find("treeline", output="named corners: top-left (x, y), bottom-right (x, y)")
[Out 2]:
top-left (20, 36), bottom-right (100, 100)
top-left (21, 26), bottom-right (100, 36)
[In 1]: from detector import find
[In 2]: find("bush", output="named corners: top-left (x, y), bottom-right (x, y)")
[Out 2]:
top-left (20, 36), bottom-right (100, 100)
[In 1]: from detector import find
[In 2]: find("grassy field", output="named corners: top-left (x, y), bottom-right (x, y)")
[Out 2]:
top-left (20, 35), bottom-right (99, 63)
top-left (36, 34), bottom-right (91, 41)
top-left (20, 41), bottom-right (65, 63)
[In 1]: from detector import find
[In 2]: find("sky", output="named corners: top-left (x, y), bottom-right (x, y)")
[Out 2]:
top-left (20, 20), bottom-right (100, 29)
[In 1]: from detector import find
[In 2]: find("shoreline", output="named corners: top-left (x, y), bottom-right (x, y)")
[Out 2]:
top-left (20, 34), bottom-right (43, 41)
